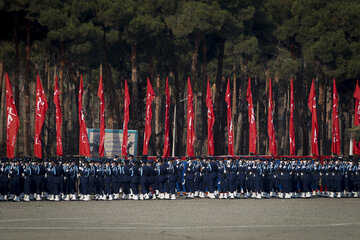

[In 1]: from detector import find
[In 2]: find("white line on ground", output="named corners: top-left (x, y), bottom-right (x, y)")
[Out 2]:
top-left (0, 222), bottom-right (360, 230)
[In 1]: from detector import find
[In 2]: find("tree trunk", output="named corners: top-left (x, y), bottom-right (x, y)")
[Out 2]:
top-left (43, 58), bottom-right (49, 156)
top-left (0, 65), bottom-right (5, 155)
top-left (190, 35), bottom-right (202, 155)
top-left (235, 59), bottom-right (247, 154)
top-left (201, 36), bottom-right (207, 154)
top-left (23, 20), bottom-right (31, 156)
top-left (191, 35), bottom-right (200, 87)
top-left (14, 14), bottom-right (21, 155)
top-left (130, 44), bottom-right (139, 134)
top-left (102, 29), bottom-right (121, 129)
top-left (170, 34), bottom-right (183, 156)
top-left (59, 46), bottom-right (66, 154)
top-left (214, 38), bottom-right (225, 155)
top-left (0, 61), bottom-right (4, 110)
top-left (232, 62), bottom-right (237, 123)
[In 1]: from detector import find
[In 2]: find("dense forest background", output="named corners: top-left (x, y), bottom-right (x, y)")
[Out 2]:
top-left (0, 0), bottom-right (359, 157)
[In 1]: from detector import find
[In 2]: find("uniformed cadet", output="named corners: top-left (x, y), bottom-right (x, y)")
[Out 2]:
top-left (299, 160), bottom-right (312, 198)
top-left (356, 162), bottom-right (360, 197)
top-left (193, 157), bottom-right (202, 198)
top-left (9, 158), bottom-right (23, 202)
top-left (349, 162), bottom-right (358, 197)
top-left (198, 157), bottom-right (207, 198)
top-left (217, 158), bottom-right (227, 199)
top-left (184, 157), bottom-right (195, 198)
top-left (79, 160), bottom-right (90, 201)
top-left (0, 158), bottom-right (10, 201)
top-left (204, 157), bottom-right (216, 199)
top-left (312, 160), bottom-right (321, 196)
top-left (118, 159), bottom-right (125, 197)
top-left (3, 155), bottom-right (360, 202)
top-left (156, 158), bottom-right (167, 200)
top-left (110, 158), bottom-right (120, 200)
top-left (63, 159), bottom-right (71, 200)
top-left (333, 160), bottom-right (344, 198)
top-left (146, 159), bottom-right (155, 199)
top-left (166, 158), bottom-right (177, 200)
top-left (175, 157), bottom-right (185, 195)
top-left (122, 158), bottom-right (132, 200)
top-left (52, 159), bottom-right (64, 201)
top-left (130, 158), bottom-right (140, 200)
top-left (104, 159), bottom-right (112, 200)
top-left (22, 159), bottom-right (32, 201)
top-left (226, 157), bottom-right (237, 199)
top-left (69, 159), bottom-right (79, 200)
top-left (95, 159), bottom-right (105, 200)
top-left (88, 160), bottom-right (96, 199)
top-left (139, 156), bottom-right (149, 200)
top-left (148, 159), bottom-right (157, 199)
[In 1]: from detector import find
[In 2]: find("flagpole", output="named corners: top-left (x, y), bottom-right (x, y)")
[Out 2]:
top-left (172, 105), bottom-right (176, 157)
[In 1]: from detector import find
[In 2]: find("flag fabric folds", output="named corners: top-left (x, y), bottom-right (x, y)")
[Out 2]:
top-left (206, 78), bottom-right (215, 156)
top-left (186, 77), bottom-right (195, 157)
top-left (331, 78), bottom-right (340, 155)
top-left (97, 75), bottom-right (105, 157)
top-left (122, 79), bottom-right (130, 157)
top-left (353, 80), bottom-right (360, 154)
top-left (246, 78), bottom-right (257, 155)
top-left (308, 79), bottom-right (319, 156)
top-left (53, 76), bottom-right (63, 156)
top-left (267, 78), bottom-right (277, 156)
top-left (34, 75), bottom-right (48, 159)
top-left (225, 78), bottom-right (234, 156)
top-left (78, 75), bottom-right (91, 157)
top-left (5, 73), bottom-right (20, 159)
top-left (143, 77), bottom-right (155, 155)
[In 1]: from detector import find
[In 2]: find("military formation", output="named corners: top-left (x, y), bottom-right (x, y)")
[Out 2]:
top-left (1, 155), bottom-right (360, 202)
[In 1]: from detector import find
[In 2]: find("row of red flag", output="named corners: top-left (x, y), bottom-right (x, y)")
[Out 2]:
top-left (3, 73), bottom-right (358, 158)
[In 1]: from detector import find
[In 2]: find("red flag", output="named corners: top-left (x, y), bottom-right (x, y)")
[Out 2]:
top-left (5, 73), bottom-right (20, 159)
top-left (225, 78), bottom-right (234, 156)
top-left (331, 78), bottom-right (340, 155)
top-left (143, 77), bottom-right (155, 155)
top-left (206, 78), bottom-right (215, 156)
top-left (97, 75), bottom-right (105, 157)
top-left (187, 77), bottom-right (195, 157)
top-left (163, 77), bottom-right (170, 158)
top-left (308, 79), bottom-right (319, 156)
top-left (78, 75), bottom-right (91, 157)
top-left (53, 76), bottom-right (63, 156)
top-left (267, 78), bottom-right (277, 156)
top-left (353, 80), bottom-right (360, 154)
top-left (34, 75), bottom-right (48, 159)
top-left (122, 79), bottom-right (130, 157)
top-left (289, 78), bottom-right (295, 155)
top-left (246, 77), bottom-right (257, 155)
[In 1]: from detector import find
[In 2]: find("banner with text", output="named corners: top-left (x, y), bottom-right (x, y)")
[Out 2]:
top-left (88, 129), bottom-right (138, 157)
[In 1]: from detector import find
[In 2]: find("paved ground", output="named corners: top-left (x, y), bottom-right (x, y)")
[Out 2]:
top-left (0, 198), bottom-right (360, 240)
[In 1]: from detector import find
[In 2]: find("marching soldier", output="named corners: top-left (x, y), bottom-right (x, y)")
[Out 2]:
top-left (95, 158), bottom-right (105, 200)
top-left (10, 158), bottom-right (23, 202)
top-left (79, 160), bottom-right (90, 201)
top-left (130, 158), bottom-right (140, 200)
